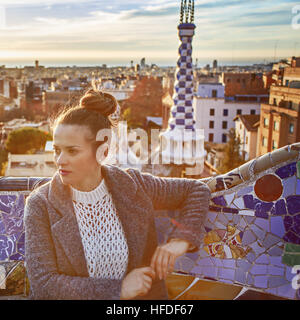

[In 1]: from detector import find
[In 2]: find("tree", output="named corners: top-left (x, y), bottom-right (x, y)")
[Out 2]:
top-left (5, 127), bottom-right (52, 154)
top-left (121, 76), bottom-right (163, 129)
top-left (218, 128), bottom-right (245, 173)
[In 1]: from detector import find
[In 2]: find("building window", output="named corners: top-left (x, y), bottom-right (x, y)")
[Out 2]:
top-left (222, 121), bottom-right (227, 129)
top-left (274, 121), bottom-right (279, 131)
top-left (272, 140), bottom-right (278, 150)
top-left (262, 136), bottom-right (267, 147)
top-left (212, 90), bottom-right (217, 98)
top-left (209, 121), bottom-right (214, 129)
top-left (263, 117), bottom-right (269, 128)
top-left (210, 108), bottom-right (215, 116)
top-left (223, 109), bottom-right (228, 116)
top-left (273, 98), bottom-right (277, 106)
top-left (209, 133), bottom-right (214, 142)
top-left (250, 109), bottom-right (256, 115)
top-left (288, 101), bottom-right (293, 109)
top-left (222, 134), bottom-right (227, 143)
top-left (285, 80), bottom-right (289, 87)
top-left (289, 123), bottom-right (294, 134)
top-left (236, 109), bottom-right (242, 115)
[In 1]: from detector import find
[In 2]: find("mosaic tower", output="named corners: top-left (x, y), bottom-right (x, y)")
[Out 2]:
top-left (160, 0), bottom-right (205, 172)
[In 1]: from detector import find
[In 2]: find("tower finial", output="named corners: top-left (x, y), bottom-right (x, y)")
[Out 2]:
top-left (180, 0), bottom-right (194, 24)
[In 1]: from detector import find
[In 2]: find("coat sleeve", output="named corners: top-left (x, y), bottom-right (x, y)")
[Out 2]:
top-left (126, 169), bottom-right (211, 250)
top-left (24, 192), bottom-right (123, 300)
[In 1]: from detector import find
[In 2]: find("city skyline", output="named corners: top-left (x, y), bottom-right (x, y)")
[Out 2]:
top-left (0, 0), bottom-right (299, 67)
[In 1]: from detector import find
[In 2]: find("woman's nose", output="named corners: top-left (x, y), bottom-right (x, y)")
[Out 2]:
top-left (56, 152), bottom-right (68, 166)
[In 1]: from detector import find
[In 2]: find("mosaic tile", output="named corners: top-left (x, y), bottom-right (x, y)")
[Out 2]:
top-left (242, 229), bottom-right (256, 246)
top-left (255, 218), bottom-right (270, 232)
top-left (254, 201), bottom-right (274, 219)
top-left (249, 242), bottom-right (265, 255)
top-left (233, 197), bottom-right (245, 209)
top-left (270, 216), bottom-right (285, 238)
top-left (275, 162), bottom-right (297, 179)
top-left (211, 196), bottom-right (226, 206)
top-left (254, 275), bottom-right (268, 288)
top-left (235, 269), bottom-right (247, 283)
top-left (201, 266), bottom-right (218, 278)
top-left (254, 174), bottom-right (283, 202)
top-left (180, 257), bottom-right (194, 271)
top-left (286, 195), bottom-right (300, 215)
top-left (222, 259), bottom-right (236, 269)
top-left (263, 233), bottom-right (281, 249)
top-left (224, 193), bottom-right (235, 206)
top-left (282, 176), bottom-right (297, 198)
top-left (207, 212), bottom-right (217, 223)
top-left (245, 216), bottom-right (255, 224)
top-left (219, 268), bottom-right (235, 280)
top-left (0, 261), bottom-right (26, 296)
top-left (223, 207), bottom-right (239, 214)
top-left (251, 224), bottom-right (266, 240)
top-left (256, 254), bottom-right (269, 264)
top-left (237, 186), bottom-right (253, 197)
top-left (246, 252), bottom-right (256, 263)
top-left (185, 252), bottom-right (199, 261)
top-left (277, 284), bottom-right (296, 299)
top-left (250, 264), bottom-right (268, 275)
top-left (246, 273), bottom-right (254, 285)
top-left (268, 266), bottom-right (285, 276)
top-left (283, 231), bottom-right (300, 245)
top-left (269, 245), bottom-right (284, 256)
top-left (297, 179), bottom-right (300, 194)
top-left (268, 277), bottom-right (289, 288)
top-left (282, 253), bottom-right (300, 266)
top-left (284, 243), bottom-right (300, 253)
top-left (270, 199), bottom-right (287, 216)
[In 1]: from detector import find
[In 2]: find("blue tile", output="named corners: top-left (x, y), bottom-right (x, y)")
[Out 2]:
top-left (270, 256), bottom-right (284, 267)
top-left (254, 201), bottom-right (274, 219)
top-left (222, 259), bottom-right (236, 268)
top-left (263, 233), bottom-right (281, 249)
top-left (242, 229), bottom-right (256, 246)
top-left (255, 217), bottom-right (270, 232)
top-left (235, 269), bottom-right (247, 284)
top-left (251, 224), bottom-right (266, 240)
top-left (202, 266), bottom-right (218, 278)
top-left (269, 246), bottom-right (283, 256)
top-left (270, 216), bottom-right (285, 238)
top-left (219, 268), bottom-right (235, 280)
top-left (268, 277), bottom-right (289, 288)
top-left (275, 162), bottom-right (296, 179)
top-left (286, 195), bottom-right (300, 215)
top-left (254, 275), bottom-right (268, 288)
top-left (256, 254), bottom-right (269, 265)
top-left (270, 199), bottom-right (287, 216)
top-left (282, 176), bottom-right (297, 198)
top-left (237, 186), bottom-right (253, 197)
top-left (250, 264), bottom-right (268, 275)
top-left (296, 179), bottom-right (300, 194)
top-left (236, 259), bottom-right (252, 271)
top-left (212, 196), bottom-right (227, 206)
top-left (268, 266), bottom-right (285, 276)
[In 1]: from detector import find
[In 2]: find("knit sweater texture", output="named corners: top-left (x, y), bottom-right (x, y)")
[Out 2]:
top-left (71, 179), bottom-right (129, 280)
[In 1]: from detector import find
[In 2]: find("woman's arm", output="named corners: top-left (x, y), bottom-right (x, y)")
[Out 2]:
top-left (24, 193), bottom-right (123, 300)
top-left (126, 168), bottom-right (211, 249)
top-left (126, 169), bottom-right (211, 280)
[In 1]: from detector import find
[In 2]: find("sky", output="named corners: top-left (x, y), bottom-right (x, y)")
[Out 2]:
top-left (0, 0), bottom-right (299, 67)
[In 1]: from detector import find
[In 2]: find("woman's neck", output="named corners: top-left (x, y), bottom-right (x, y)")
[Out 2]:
top-left (71, 167), bottom-right (103, 192)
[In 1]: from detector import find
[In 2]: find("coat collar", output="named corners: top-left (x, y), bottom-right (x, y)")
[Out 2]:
top-left (47, 164), bottom-right (138, 276)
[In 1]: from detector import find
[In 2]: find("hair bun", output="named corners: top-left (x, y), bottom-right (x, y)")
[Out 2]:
top-left (79, 89), bottom-right (117, 117)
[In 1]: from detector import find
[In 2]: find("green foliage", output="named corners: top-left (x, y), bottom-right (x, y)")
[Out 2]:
top-left (5, 127), bottom-right (52, 154)
top-left (218, 128), bottom-right (245, 174)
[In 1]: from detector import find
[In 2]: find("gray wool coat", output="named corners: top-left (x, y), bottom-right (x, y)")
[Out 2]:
top-left (24, 164), bottom-right (211, 300)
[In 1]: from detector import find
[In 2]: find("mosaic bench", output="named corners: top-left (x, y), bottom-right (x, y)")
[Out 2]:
top-left (0, 143), bottom-right (299, 300)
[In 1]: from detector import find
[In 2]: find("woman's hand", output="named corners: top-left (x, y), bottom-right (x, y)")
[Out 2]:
top-left (120, 267), bottom-right (156, 300)
top-left (150, 239), bottom-right (191, 280)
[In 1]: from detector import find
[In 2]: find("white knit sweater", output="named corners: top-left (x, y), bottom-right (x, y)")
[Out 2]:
top-left (71, 179), bottom-right (129, 280)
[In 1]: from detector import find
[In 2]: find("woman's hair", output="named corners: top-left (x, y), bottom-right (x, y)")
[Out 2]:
top-left (50, 88), bottom-right (118, 154)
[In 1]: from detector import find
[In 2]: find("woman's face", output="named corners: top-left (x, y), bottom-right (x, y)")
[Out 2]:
top-left (53, 124), bottom-right (101, 191)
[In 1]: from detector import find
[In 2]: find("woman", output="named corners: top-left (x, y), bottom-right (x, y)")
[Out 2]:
top-left (24, 89), bottom-right (211, 300)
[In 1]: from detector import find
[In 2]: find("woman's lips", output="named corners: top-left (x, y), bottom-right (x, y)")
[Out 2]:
top-left (59, 169), bottom-right (72, 176)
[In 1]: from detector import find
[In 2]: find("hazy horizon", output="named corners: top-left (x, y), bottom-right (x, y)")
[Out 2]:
top-left (0, 1), bottom-right (299, 65)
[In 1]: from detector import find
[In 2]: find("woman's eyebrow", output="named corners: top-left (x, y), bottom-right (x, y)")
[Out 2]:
top-left (53, 145), bottom-right (80, 148)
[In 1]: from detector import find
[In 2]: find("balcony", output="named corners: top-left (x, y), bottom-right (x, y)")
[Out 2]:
top-left (0, 143), bottom-right (300, 300)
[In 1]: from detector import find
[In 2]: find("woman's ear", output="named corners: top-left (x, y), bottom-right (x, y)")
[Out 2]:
top-left (96, 142), bottom-right (109, 164)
